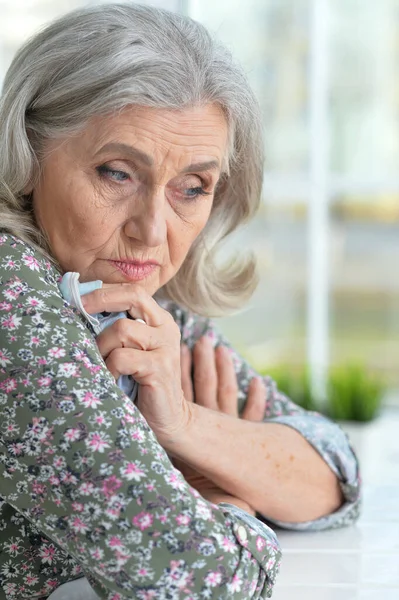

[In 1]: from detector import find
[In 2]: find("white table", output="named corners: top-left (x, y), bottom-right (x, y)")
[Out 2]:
top-left (272, 409), bottom-right (399, 599)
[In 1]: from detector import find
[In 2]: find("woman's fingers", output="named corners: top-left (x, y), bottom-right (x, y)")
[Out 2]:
top-left (104, 347), bottom-right (142, 380)
top-left (95, 317), bottom-right (150, 358)
top-left (180, 344), bottom-right (194, 403)
top-left (215, 345), bottom-right (239, 416)
top-left (81, 283), bottom-right (166, 327)
top-left (241, 377), bottom-right (267, 422)
top-left (192, 336), bottom-right (218, 410)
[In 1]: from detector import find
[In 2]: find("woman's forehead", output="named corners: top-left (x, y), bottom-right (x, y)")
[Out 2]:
top-left (79, 104), bottom-right (229, 163)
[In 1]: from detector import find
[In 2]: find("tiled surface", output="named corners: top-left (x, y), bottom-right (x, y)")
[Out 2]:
top-left (272, 409), bottom-right (399, 599)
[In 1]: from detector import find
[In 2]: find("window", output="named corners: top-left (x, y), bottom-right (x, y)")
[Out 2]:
top-left (1, 0), bottom-right (397, 395)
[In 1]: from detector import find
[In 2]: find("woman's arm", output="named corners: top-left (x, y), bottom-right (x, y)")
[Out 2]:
top-left (0, 234), bottom-right (281, 599)
top-left (160, 300), bottom-right (361, 530)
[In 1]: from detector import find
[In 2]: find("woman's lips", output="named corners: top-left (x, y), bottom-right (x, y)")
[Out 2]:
top-left (109, 260), bottom-right (158, 281)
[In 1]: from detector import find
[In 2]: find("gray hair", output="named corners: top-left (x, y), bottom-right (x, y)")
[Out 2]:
top-left (0, 2), bottom-right (263, 317)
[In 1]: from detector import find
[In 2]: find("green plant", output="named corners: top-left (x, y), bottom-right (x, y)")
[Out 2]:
top-left (259, 362), bottom-right (386, 422)
top-left (260, 365), bottom-right (317, 412)
top-left (327, 363), bottom-right (385, 422)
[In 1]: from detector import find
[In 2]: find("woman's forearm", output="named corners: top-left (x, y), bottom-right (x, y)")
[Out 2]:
top-left (167, 403), bottom-right (344, 523)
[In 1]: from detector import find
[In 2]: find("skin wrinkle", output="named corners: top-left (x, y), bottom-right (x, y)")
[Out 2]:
top-left (30, 102), bottom-right (345, 524)
top-left (32, 104), bottom-right (228, 291)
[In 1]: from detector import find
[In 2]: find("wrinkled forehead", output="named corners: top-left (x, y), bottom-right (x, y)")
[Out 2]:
top-left (57, 104), bottom-right (232, 175)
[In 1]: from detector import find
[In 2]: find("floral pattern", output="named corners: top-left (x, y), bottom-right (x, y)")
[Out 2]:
top-left (0, 234), bottom-right (360, 599)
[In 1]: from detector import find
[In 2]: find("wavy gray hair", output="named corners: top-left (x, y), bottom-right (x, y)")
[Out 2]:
top-left (0, 2), bottom-right (263, 317)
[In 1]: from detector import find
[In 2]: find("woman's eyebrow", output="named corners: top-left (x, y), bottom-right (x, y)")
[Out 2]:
top-left (94, 142), bottom-right (154, 166)
top-left (181, 160), bottom-right (220, 173)
top-left (94, 142), bottom-right (220, 173)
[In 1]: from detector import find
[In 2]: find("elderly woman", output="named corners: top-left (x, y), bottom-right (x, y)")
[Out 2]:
top-left (0, 3), bottom-right (360, 599)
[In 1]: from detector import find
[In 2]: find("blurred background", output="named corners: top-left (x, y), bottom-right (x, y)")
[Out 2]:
top-left (1, 0), bottom-right (398, 413)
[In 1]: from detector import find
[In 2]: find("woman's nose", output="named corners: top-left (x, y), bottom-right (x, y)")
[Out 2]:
top-left (123, 186), bottom-right (167, 247)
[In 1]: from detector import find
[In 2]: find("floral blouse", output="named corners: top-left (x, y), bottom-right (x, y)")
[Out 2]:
top-left (0, 234), bottom-right (361, 600)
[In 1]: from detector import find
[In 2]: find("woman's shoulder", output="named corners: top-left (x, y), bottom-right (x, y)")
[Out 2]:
top-left (0, 232), bottom-right (61, 290)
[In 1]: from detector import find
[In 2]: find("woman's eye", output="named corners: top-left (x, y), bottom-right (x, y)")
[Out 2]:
top-left (96, 165), bottom-right (130, 182)
top-left (183, 186), bottom-right (211, 200)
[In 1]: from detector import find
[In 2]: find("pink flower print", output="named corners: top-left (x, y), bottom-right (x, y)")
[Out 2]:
top-left (25, 574), bottom-right (39, 586)
top-left (0, 301), bottom-right (12, 311)
top-left (4, 539), bottom-right (22, 556)
top-left (256, 536), bottom-right (266, 552)
top-left (132, 430), bottom-right (145, 442)
top-left (166, 471), bottom-right (186, 490)
top-left (39, 544), bottom-right (56, 564)
top-left (38, 375), bottom-right (52, 388)
top-left (1, 314), bottom-right (22, 330)
top-left (28, 417), bottom-right (51, 441)
top-left (71, 517), bottom-right (89, 534)
top-left (102, 475), bottom-right (122, 498)
top-left (60, 471), bottom-right (77, 485)
top-left (86, 432), bottom-right (111, 453)
top-left (22, 254), bottom-right (40, 271)
top-left (120, 461), bottom-right (145, 481)
top-left (195, 501), bottom-right (213, 521)
top-left (4, 583), bottom-right (17, 596)
top-left (89, 547), bottom-right (104, 561)
top-left (57, 362), bottom-right (79, 378)
top-left (81, 391), bottom-right (102, 409)
top-left (139, 592), bottom-right (157, 600)
top-left (53, 456), bottom-right (66, 470)
top-left (79, 482), bottom-right (95, 496)
top-left (30, 337), bottom-right (41, 347)
top-left (176, 514), bottom-right (191, 526)
top-left (5, 423), bottom-right (19, 435)
top-left (64, 428), bottom-right (81, 442)
top-left (227, 574), bottom-right (242, 593)
top-left (48, 347), bottom-right (66, 359)
top-left (107, 536), bottom-right (124, 549)
top-left (8, 442), bottom-right (24, 456)
top-left (205, 571), bottom-right (222, 587)
top-left (5, 259), bottom-right (16, 270)
top-left (266, 557), bottom-right (276, 570)
top-left (159, 514), bottom-right (168, 524)
top-left (105, 507), bottom-right (121, 520)
top-left (137, 567), bottom-right (150, 578)
top-left (32, 481), bottom-right (47, 498)
top-left (0, 378), bottom-right (17, 393)
top-left (27, 297), bottom-right (42, 307)
top-left (220, 536), bottom-right (236, 553)
top-left (0, 349), bottom-right (12, 367)
top-left (132, 511), bottom-right (153, 531)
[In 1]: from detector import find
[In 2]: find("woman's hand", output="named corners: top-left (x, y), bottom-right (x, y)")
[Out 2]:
top-left (81, 284), bottom-right (192, 448)
top-left (172, 336), bottom-right (267, 514)
top-left (181, 336), bottom-right (266, 420)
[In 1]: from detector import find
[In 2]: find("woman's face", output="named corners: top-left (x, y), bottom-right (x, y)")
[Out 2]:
top-left (32, 104), bottom-right (228, 294)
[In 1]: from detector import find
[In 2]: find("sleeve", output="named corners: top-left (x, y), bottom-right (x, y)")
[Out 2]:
top-left (0, 234), bottom-right (281, 600)
top-left (171, 301), bottom-right (361, 532)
